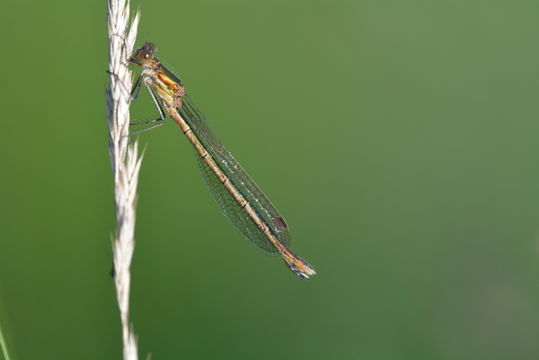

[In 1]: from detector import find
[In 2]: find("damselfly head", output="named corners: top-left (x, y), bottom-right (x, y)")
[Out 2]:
top-left (128, 42), bottom-right (157, 67)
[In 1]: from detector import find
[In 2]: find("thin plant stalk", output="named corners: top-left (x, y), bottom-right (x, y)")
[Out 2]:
top-left (0, 321), bottom-right (10, 360)
top-left (106, 0), bottom-right (141, 359)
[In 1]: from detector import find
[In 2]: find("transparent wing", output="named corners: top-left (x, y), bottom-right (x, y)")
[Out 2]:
top-left (179, 94), bottom-right (291, 253)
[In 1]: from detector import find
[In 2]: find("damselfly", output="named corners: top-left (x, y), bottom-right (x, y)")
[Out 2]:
top-left (128, 43), bottom-right (316, 279)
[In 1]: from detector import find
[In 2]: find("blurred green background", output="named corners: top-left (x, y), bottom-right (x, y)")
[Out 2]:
top-left (1, 0), bottom-right (539, 359)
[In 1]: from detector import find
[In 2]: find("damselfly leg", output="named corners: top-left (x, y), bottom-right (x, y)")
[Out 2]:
top-left (129, 78), bottom-right (166, 134)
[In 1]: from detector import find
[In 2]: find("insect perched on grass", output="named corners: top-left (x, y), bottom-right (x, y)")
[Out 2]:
top-left (128, 43), bottom-right (316, 279)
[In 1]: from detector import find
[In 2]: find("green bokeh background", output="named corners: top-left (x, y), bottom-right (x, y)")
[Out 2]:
top-left (1, 1), bottom-right (539, 359)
